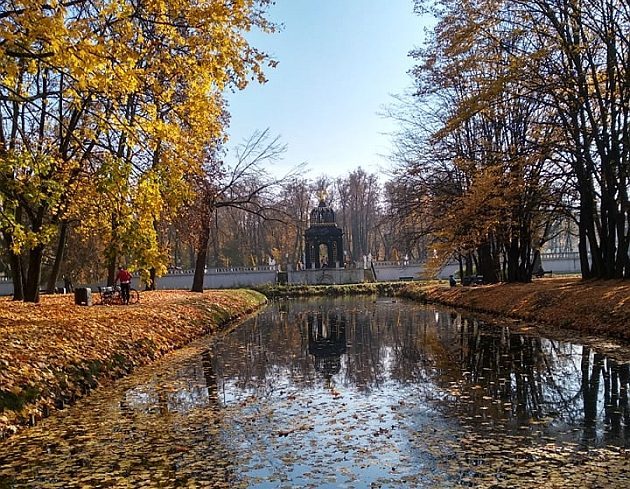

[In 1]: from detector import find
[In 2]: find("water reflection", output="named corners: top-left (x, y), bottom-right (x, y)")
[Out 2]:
top-left (2, 297), bottom-right (629, 488)
top-left (307, 310), bottom-right (347, 379)
top-left (211, 297), bottom-right (630, 449)
top-left (437, 313), bottom-right (630, 447)
top-left (120, 350), bottom-right (219, 415)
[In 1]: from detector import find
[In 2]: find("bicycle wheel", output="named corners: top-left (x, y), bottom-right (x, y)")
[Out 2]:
top-left (128, 288), bottom-right (140, 304)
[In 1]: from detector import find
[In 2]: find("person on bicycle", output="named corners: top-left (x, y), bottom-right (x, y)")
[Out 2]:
top-left (115, 266), bottom-right (132, 305)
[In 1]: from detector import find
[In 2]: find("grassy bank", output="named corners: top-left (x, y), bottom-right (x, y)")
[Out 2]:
top-left (0, 289), bottom-right (266, 439)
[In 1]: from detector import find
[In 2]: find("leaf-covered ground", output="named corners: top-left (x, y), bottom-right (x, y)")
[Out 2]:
top-left (2, 277), bottom-right (629, 440)
top-left (0, 289), bottom-right (266, 439)
top-left (404, 277), bottom-right (630, 343)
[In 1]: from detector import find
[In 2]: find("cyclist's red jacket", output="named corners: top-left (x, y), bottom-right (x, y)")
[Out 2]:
top-left (116, 269), bottom-right (132, 284)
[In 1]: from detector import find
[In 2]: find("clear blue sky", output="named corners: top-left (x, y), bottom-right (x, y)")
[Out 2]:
top-left (225, 1), bottom-right (430, 179)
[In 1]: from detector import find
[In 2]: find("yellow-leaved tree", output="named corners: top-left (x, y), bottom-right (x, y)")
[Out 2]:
top-left (0, 0), bottom-right (276, 301)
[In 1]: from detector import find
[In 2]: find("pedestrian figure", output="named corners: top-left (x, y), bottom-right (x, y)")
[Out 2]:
top-left (449, 275), bottom-right (457, 287)
top-left (63, 275), bottom-right (73, 293)
top-left (115, 265), bottom-right (132, 304)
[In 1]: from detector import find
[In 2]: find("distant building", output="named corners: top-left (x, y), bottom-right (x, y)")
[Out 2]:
top-left (304, 194), bottom-right (344, 270)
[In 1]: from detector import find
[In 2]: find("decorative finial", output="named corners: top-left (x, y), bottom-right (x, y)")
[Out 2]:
top-left (317, 189), bottom-right (328, 203)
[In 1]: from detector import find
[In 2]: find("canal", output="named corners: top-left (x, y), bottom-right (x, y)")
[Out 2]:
top-left (1, 296), bottom-right (629, 488)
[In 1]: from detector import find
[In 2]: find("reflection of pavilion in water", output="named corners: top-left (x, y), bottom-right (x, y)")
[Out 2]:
top-left (307, 310), bottom-right (347, 379)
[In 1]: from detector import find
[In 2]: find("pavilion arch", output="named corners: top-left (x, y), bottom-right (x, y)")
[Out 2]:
top-left (304, 196), bottom-right (343, 270)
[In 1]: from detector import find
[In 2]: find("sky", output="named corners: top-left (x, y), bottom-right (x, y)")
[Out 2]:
top-left (225, 0), bottom-right (431, 180)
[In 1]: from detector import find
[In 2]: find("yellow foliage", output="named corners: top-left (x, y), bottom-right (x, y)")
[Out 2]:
top-left (0, 0), bottom-right (276, 284)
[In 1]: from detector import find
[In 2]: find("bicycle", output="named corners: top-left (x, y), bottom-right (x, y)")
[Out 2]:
top-left (98, 284), bottom-right (140, 305)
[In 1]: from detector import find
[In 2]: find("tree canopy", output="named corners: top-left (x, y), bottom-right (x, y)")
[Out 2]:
top-left (0, 0), bottom-right (277, 301)
top-left (388, 0), bottom-right (630, 282)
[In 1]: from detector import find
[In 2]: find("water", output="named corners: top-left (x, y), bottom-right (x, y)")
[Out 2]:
top-left (1, 297), bottom-right (629, 488)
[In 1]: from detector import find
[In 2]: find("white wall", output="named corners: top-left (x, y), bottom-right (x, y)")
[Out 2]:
top-left (288, 268), bottom-right (365, 285)
top-left (0, 253), bottom-right (586, 297)
top-left (371, 261), bottom-right (426, 281)
top-left (371, 252), bottom-right (582, 282)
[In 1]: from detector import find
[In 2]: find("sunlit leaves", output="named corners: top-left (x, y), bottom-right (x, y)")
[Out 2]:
top-left (0, 289), bottom-right (266, 438)
top-left (0, 0), bottom-right (276, 299)
top-left (0, 150), bottom-right (78, 253)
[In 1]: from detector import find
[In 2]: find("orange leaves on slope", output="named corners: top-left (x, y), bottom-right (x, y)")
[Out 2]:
top-left (0, 289), bottom-right (266, 438)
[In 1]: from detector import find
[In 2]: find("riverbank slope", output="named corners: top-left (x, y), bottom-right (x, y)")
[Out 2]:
top-left (0, 289), bottom-right (266, 439)
top-left (261, 278), bottom-right (630, 342)
top-left (402, 277), bottom-right (630, 342)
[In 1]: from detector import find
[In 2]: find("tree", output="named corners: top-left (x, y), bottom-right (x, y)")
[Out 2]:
top-left (0, 0), bottom-right (277, 301)
top-left (335, 169), bottom-right (381, 263)
top-left (514, 0), bottom-right (630, 278)
top-left (388, 0), bottom-right (567, 282)
top-left (187, 129), bottom-right (292, 292)
top-left (409, 0), bottom-right (630, 280)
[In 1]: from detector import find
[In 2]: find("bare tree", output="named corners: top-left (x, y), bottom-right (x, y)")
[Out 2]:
top-left (188, 129), bottom-right (302, 292)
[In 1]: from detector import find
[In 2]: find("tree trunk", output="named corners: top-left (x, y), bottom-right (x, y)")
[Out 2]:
top-left (192, 221), bottom-right (211, 292)
top-left (146, 218), bottom-right (160, 290)
top-left (212, 208), bottom-right (220, 267)
top-left (577, 193), bottom-right (598, 279)
top-left (465, 252), bottom-right (474, 277)
top-left (144, 268), bottom-right (157, 290)
top-left (23, 244), bottom-right (45, 303)
top-left (46, 221), bottom-right (69, 293)
top-left (107, 255), bottom-right (117, 287)
top-left (3, 233), bottom-right (24, 301)
top-left (506, 238), bottom-right (520, 283)
top-left (477, 241), bottom-right (498, 283)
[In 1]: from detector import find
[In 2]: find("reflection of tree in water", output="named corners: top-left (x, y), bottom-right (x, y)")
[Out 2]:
top-left (201, 349), bottom-right (219, 403)
top-left (211, 304), bottom-right (318, 396)
top-left (582, 351), bottom-right (630, 446)
top-left (211, 299), bottom-right (393, 394)
top-left (389, 308), bottom-right (443, 385)
top-left (433, 314), bottom-right (630, 447)
top-left (120, 350), bottom-right (220, 415)
top-left (307, 310), bottom-right (346, 382)
top-left (341, 305), bottom-right (389, 391)
top-left (0, 344), bottom-right (242, 487)
top-left (210, 297), bottom-right (630, 448)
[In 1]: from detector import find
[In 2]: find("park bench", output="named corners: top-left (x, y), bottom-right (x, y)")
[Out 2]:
top-left (462, 275), bottom-right (484, 286)
top-left (399, 276), bottom-right (414, 281)
top-left (535, 269), bottom-right (553, 278)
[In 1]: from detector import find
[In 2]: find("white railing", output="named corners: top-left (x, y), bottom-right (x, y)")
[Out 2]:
top-left (209, 265), bottom-right (277, 274)
top-left (540, 251), bottom-right (581, 261)
top-left (371, 260), bottom-right (423, 268)
top-left (164, 266), bottom-right (278, 275)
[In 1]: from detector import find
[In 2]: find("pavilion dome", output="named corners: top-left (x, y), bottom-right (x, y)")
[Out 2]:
top-left (310, 199), bottom-right (336, 225)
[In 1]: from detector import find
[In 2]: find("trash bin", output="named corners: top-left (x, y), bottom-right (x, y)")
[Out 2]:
top-left (277, 271), bottom-right (288, 285)
top-left (74, 287), bottom-right (92, 306)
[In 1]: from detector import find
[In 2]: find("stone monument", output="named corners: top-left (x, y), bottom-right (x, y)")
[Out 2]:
top-left (304, 191), bottom-right (344, 269)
